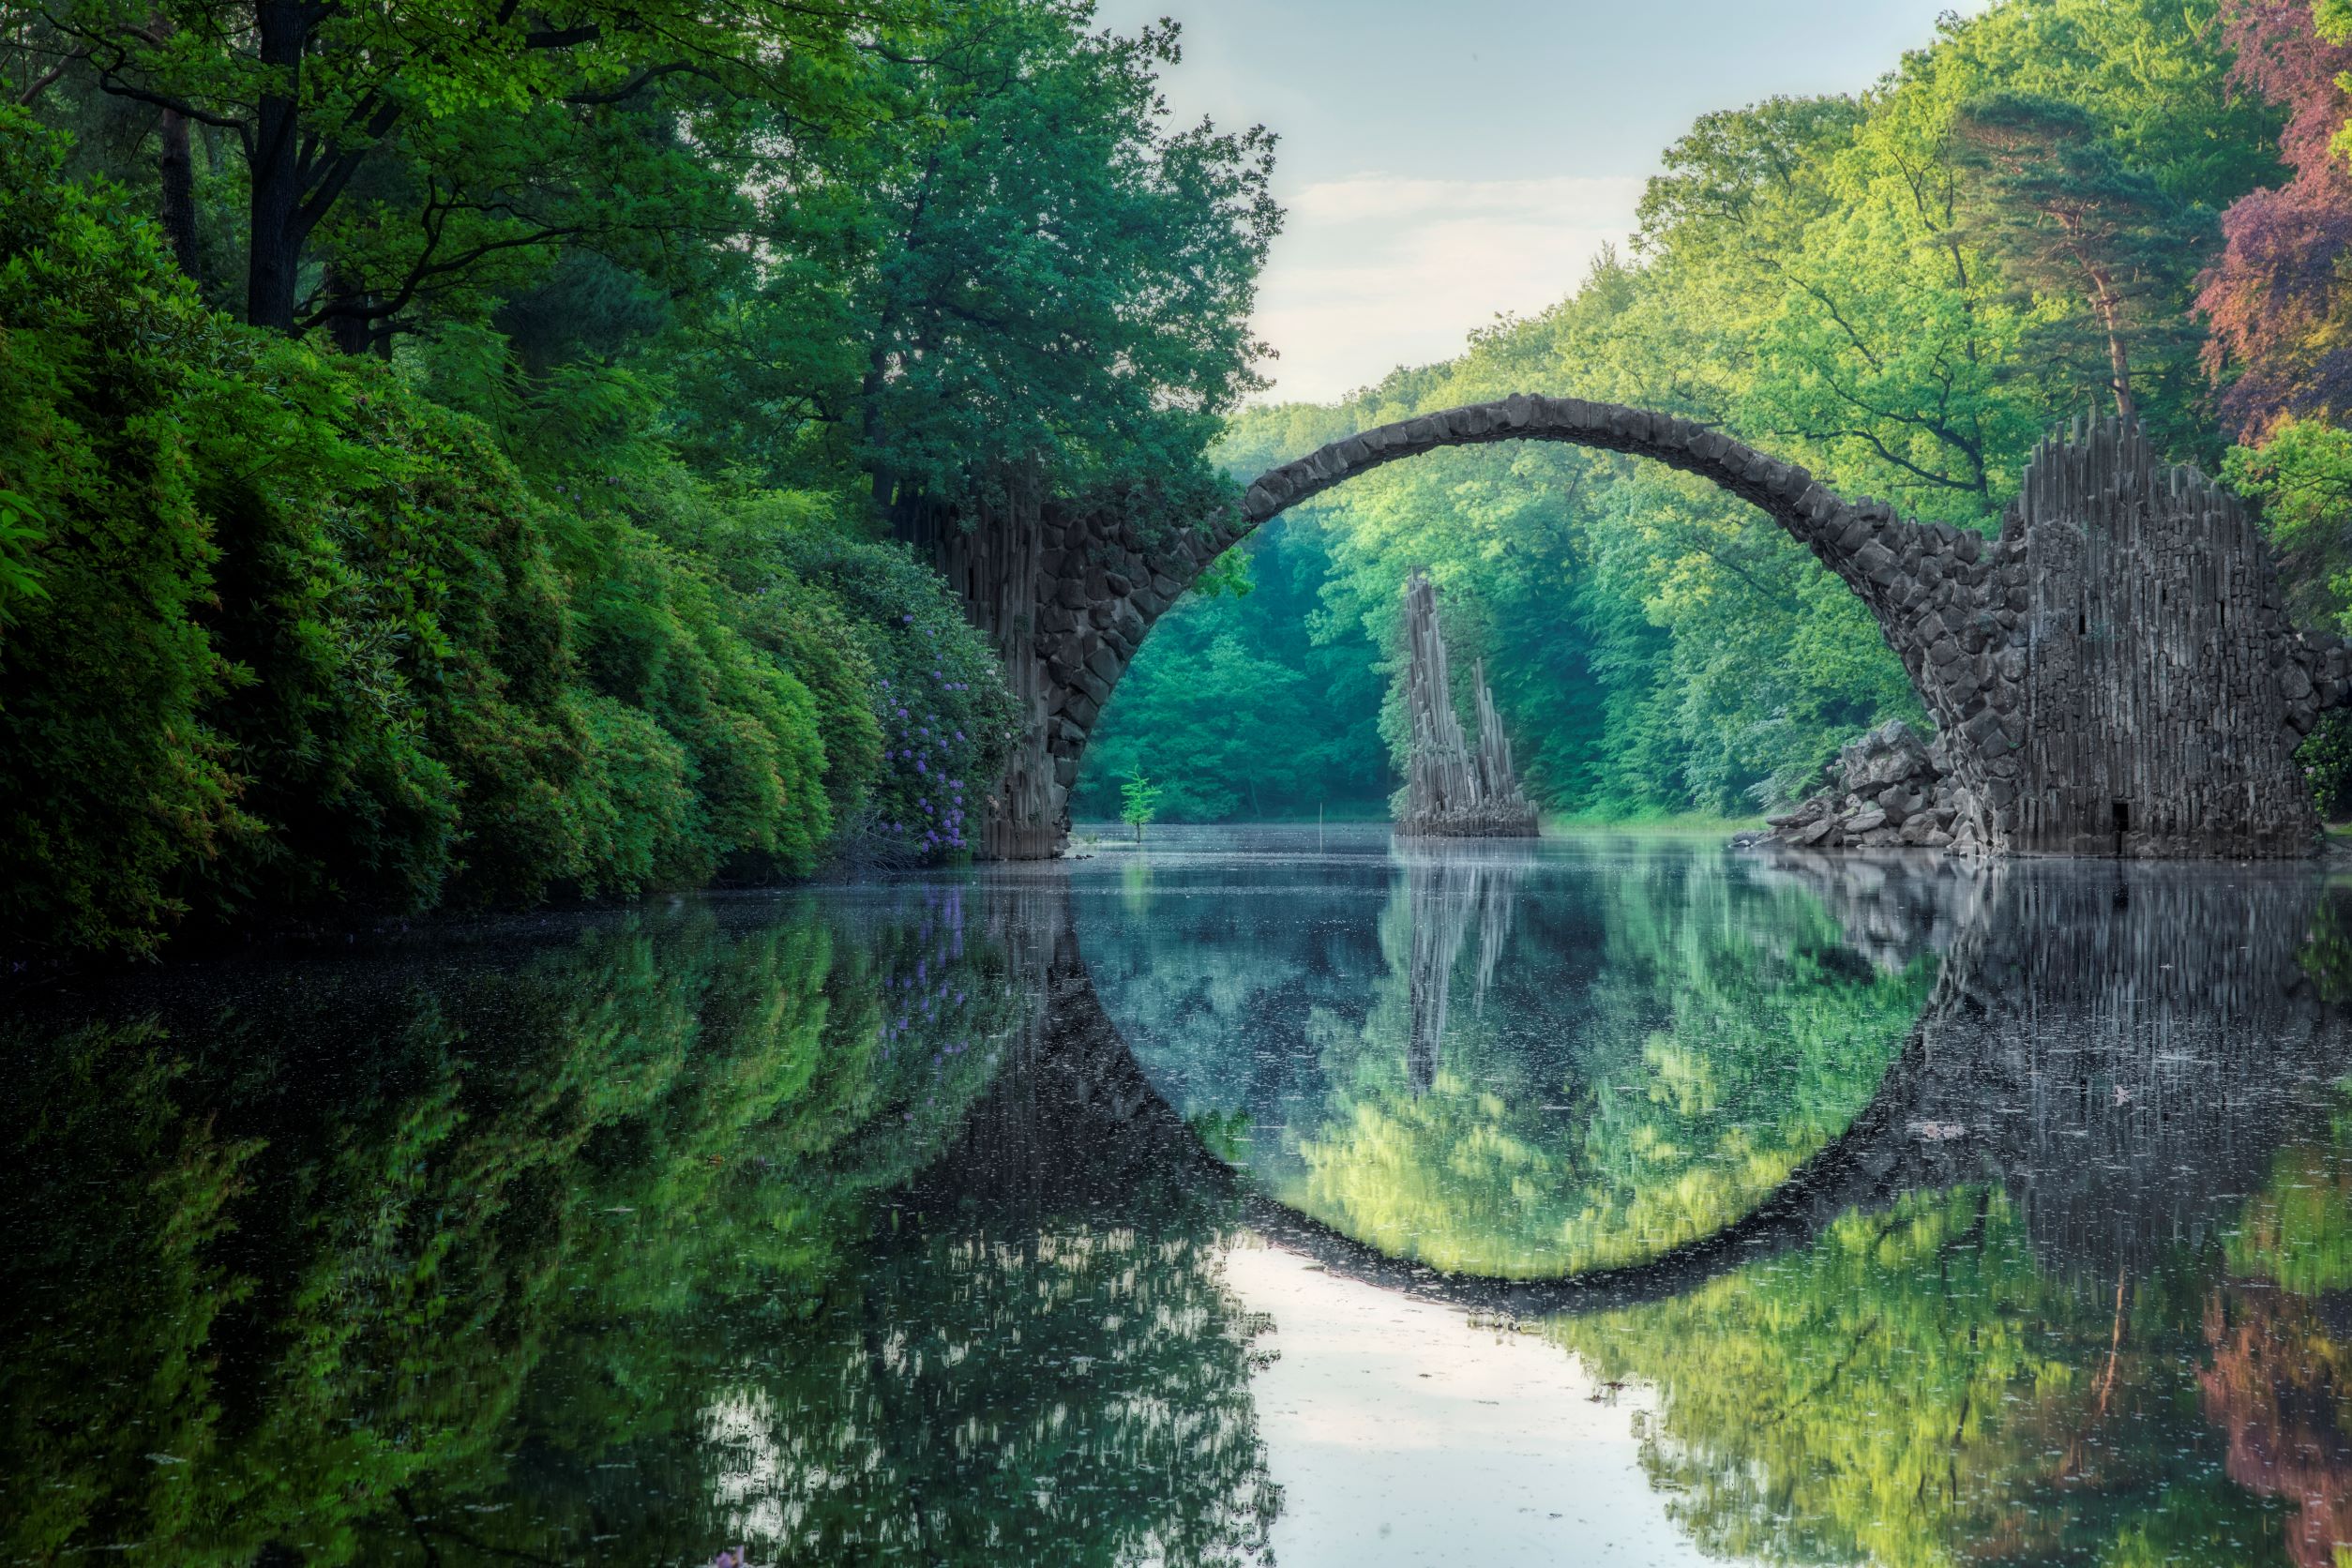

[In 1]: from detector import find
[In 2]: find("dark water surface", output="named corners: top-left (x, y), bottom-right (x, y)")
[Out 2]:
top-left (11, 827), bottom-right (2352, 1566)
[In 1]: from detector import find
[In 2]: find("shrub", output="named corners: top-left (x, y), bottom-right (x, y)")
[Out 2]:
top-left (0, 112), bottom-right (1001, 957)
top-left (777, 533), bottom-right (1022, 863)
top-left (0, 110), bottom-right (253, 954)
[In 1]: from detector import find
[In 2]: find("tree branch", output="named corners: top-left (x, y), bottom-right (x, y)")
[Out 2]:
top-left (14, 43), bottom-right (88, 107)
top-left (565, 60), bottom-right (713, 105)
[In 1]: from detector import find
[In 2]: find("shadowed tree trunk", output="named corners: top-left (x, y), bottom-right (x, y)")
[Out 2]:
top-left (156, 104), bottom-right (199, 280)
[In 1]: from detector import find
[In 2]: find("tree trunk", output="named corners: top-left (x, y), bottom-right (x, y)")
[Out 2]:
top-left (323, 267), bottom-right (374, 356)
top-left (245, 1), bottom-right (308, 332)
top-left (157, 105), bottom-right (200, 281)
top-left (2087, 267), bottom-right (2135, 424)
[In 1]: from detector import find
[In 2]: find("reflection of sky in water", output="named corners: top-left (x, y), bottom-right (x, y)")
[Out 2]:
top-left (1224, 1240), bottom-right (1725, 1568)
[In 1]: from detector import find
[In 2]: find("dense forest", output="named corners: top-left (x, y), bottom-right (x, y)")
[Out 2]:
top-left (22, 0), bottom-right (2352, 948)
top-left (0, 0), bottom-right (1273, 957)
top-left (1080, 0), bottom-right (2352, 824)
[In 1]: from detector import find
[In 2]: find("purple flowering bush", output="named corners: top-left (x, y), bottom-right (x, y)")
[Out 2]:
top-left (776, 535), bottom-right (1020, 864)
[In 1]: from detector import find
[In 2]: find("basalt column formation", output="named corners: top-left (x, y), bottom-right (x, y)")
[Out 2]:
top-left (1396, 572), bottom-right (1540, 838)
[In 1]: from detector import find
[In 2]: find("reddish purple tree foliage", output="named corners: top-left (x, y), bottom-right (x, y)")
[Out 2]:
top-left (2198, 0), bottom-right (2352, 438)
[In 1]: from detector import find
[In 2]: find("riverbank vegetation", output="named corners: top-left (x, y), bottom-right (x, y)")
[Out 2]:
top-left (0, 0), bottom-right (1274, 958)
top-left (23, 0), bottom-right (2352, 948)
top-left (1086, 0), bottom-right (2352, 822)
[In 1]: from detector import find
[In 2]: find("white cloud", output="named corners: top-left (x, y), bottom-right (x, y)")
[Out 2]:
top-left (1249, 173), bottom-right (1644, 404)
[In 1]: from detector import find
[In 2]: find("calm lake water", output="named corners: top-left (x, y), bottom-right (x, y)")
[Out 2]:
top-left (11, 826), bottom-right (2352, 1566)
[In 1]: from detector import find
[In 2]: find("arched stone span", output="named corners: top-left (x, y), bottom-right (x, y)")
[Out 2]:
top-left (941, 397), bottom-right (2350, 858)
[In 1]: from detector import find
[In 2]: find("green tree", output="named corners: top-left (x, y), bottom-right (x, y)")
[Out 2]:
top-left (1077, 517), bottom-right (1391, 823)
top-left (1120, 770), bottom-right (1163, 839)
top-left (1952, 91), bottom-right (2209, 429)
top-left (18, 0), bottom-right (872, 337)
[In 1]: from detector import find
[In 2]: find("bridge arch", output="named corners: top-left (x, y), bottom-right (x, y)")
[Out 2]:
top-left (942, 857), bottom-right (2344, 1317)
top-left (992, 398), bottom-right (2341, 858)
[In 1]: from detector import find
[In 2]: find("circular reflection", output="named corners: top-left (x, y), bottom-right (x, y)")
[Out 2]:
top-left (1075, 829), bottom-right (1943, 1279)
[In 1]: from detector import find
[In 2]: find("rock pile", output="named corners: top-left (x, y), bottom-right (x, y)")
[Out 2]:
top-left (1748, 720), bottom-right (1978, 852)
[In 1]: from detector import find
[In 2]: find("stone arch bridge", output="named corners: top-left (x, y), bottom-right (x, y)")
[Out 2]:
top-left (912, 398), bottom-right (2352, 859)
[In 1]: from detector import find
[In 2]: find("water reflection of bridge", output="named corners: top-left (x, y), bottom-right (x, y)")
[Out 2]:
top-left (930, 850), bottom-right (2352, 1316)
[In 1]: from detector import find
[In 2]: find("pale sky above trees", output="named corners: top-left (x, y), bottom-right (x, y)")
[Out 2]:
top-left (1097, 0), bottom-right (1980, 400)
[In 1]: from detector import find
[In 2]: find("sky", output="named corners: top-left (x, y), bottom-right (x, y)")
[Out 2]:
top-left (1093, 0), bottom-right (1983, 403)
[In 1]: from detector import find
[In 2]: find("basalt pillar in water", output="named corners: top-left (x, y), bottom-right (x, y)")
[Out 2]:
top-left (1395, 572), bottom-right (1539, 838)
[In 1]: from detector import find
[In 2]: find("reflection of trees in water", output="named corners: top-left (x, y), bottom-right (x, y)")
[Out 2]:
top-left (1555, 1184), bottom-right (2286, 1568)
top-left (2200, 1080), bottom-right (2352, 1568)
top-left (1548, 867), bottom-right (2352, 1568)
top-left (2202, 1282), bottom-right (2352, 1568)
top-left (1281, 845), bottom-right (1932, 1278)
top-left (2, 887), bottom-right (1274, 1566)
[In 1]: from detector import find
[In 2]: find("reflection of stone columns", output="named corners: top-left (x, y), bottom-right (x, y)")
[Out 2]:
top-left (1394, 840), bottom-right (1535, 1094)
top-left (1745, 850), bottom-right (2351, 1278)
top-left (1895, 863), bottom-right (2344, 1282)
top-left (904, 874), bottom-right (1235, 1226)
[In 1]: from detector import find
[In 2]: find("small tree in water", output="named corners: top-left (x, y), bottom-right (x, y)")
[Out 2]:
top-left (1120, 772), bottom-right (1163, 841)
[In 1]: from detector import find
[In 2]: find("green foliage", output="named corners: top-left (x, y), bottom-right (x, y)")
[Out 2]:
top-left (1281, 856), bottom-right (1927, 1277)
top-left (1, 892), bottom-right (1278, 1562)
top-left (1951, 90), bottom-right (2211, 438)
top-left (774, 530), bottom-right (1023, 861)
top-left (0, 487), bottom-right (48, 626)
top-left (1120, 771), bottom-right (1165, 837)
top-left (2224, 417), bottom-right (2352, 626)
top-left (23, 0), bottom-right (875, 336)
top-left (1077, 517), bottom-right (1391, 822)
top-left (1552, 1184), bottom-right (2286, 1568)
top-left (0, 111), bottom-right (1008, 957)
top-left (1199, 0), bottom-right (2264, 820)
top-left (675, 0), bottom-right (1280, 510)
top-left (0, 110), bottom-right (255, 953)
top-left (1095, 838), bottom-right (1925, 1278)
